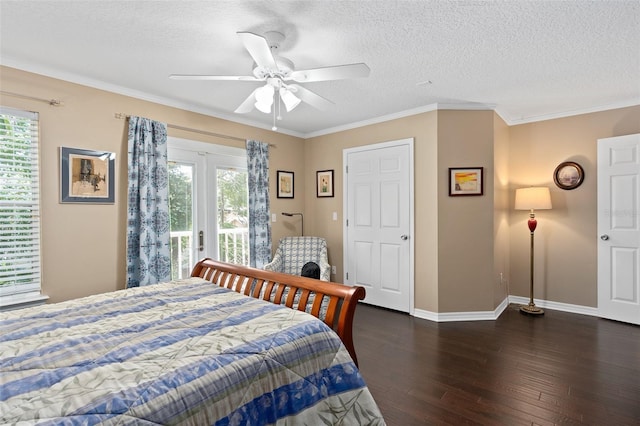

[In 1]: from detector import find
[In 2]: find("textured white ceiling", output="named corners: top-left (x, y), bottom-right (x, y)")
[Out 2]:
top-left (1, 0), bottom-right (639, 137)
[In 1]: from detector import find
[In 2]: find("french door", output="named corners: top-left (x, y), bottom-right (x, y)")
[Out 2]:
top-left (167, 138), bottom-right (248, 279)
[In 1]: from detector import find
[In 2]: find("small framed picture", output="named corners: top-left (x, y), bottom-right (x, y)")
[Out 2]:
top-left (277, 170), bottom-right (294, 198)
top-left (449, 167), bottom-right (483, 196)
top-left (317, 170), bottom-right (334, 198)
top-left (60, 147), bottom-right (115, 203)
top-left (553, 161), bottom-right (584, 190)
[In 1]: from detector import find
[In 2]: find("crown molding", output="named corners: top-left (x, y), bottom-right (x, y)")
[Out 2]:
top-left (0, 58), bottom-right (305, 138)
top-left (4, 57), bottom-right (637, 139)
top-left (497, 99), bottom-right (640, 126)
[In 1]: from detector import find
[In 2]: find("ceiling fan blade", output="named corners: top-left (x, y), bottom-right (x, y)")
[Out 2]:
top-left (169, 74), bottom-right (261, 81)
top-left (288, 63), bottom-right (370, 83)
top-left (234, 89), bottom-right (259, 113)
top-left (237, 31), bottom-right (278, 70)
top-left (288, 84), bottom-right (334, 111)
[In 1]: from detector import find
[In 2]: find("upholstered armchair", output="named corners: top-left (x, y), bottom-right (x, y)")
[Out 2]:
top-left (264, 236), bottom-right (331, 281)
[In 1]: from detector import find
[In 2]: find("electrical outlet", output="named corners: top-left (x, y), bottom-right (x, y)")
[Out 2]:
top-left (331, 265), bottom-right (337, 274)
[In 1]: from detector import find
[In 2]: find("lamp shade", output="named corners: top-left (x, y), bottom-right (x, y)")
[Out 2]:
top-left (254, 85), bottom-right (275, 113)
top-left (515, 187), bottom-right (552, 210)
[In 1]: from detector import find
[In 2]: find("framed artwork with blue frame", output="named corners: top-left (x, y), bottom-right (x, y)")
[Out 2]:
top-left (60, 147), bottom-right (115, 203)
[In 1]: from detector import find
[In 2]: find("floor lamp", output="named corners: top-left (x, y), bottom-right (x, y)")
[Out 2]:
top-left (282, 212), bottom-right (303, 236)
top-left (515, 187), bottom-right (552, 315)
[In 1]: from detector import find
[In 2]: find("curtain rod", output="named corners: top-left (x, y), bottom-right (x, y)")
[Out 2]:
top-left (115, 112), bottom-right (275, 147)
top-left (1, 90), bottom-right (63, 106)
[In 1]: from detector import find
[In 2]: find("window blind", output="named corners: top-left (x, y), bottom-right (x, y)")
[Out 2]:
top-left (0, 106), bottom-right (41, 298)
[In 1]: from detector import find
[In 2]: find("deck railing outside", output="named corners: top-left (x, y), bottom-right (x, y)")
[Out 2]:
top-left (169, 231), bottom-right (193, 280)
top-left (218, 227), bottom-right (250, 267)
top-left (170, 228), bottom-right (249, 280)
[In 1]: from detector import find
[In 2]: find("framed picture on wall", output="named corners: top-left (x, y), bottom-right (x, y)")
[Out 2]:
top-left (277, 170), bottom-right (294, 198)
top-left (60, 147), bottom-right (115, 203)
top-left (553, 161), bottom-right (584, 190)
top-left (316, 170), bottom-right (334, 197)
top-left (449, 167), bottom-right (483, 196)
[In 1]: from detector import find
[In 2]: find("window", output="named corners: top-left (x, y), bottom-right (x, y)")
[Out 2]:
top-left (0, 107), bottom-right (46, 309)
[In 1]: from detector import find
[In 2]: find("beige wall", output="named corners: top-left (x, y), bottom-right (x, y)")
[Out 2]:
top-left (436, 110), bottom-right (497, 312)
top-left (305, 109), bottom-right (506, 313)
top-left (305, 112), bottom-right (440, 312)
top-left (306, 106), bottom-right (640, 313)
top-left (493, 114), bottom-right (510, 307)
top-left (3, 65), bottom-right (639, 313)
top-left (508, 106), bottom-right (640, 307)
top-left (1, 66), bottom-right (304, 303)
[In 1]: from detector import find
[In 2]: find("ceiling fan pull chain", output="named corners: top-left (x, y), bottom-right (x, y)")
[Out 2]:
top-left (272, 96), bottom-right (277, 131)
top-left (277, 91), bottom-right (283, 121)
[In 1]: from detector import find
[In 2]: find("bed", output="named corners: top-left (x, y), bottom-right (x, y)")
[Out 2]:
top-left (0, 259), bottom-right (385, 425)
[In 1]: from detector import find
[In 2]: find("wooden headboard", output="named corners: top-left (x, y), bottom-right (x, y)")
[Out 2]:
top-left (191, 258), bottom-right (366, 365)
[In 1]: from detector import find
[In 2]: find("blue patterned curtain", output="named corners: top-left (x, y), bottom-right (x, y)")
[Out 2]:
top-left (246, 140), bottom-right (272, 268)
top-left (126, 116), bottom-right (171, 287)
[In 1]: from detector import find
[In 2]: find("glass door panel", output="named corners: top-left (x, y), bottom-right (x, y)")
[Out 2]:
top-left (168, 138), bottom-right (248, 278)
top-left (216, 167), bottom-right (249, 265)
top-left (168, 162), bottom-right (195, 280)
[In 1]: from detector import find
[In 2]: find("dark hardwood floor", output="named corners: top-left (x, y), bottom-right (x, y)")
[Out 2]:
top-left (353, 303), bottom-right (640, 426)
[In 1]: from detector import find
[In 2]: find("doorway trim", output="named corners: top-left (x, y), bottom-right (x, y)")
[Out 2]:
top-left (342, 138), bottom-right (415, 315)
top-left (597, 133), bottom-right (640, 325)
top-left (167, 137), bottom-right (246, 264)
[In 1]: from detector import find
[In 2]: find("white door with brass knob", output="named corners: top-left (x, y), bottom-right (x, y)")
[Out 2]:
top-left (597, 133), bottom-right (640, 325)
top-left (344, 138), bottom-right (414, 313)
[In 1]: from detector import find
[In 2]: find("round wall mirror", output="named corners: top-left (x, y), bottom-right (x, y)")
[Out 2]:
top-left (553, 161), bottom-right (584, 190)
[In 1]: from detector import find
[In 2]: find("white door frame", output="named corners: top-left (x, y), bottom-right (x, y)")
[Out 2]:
top-left (168, 137), bottom-right (246, 263)
top-left (342, 138), bottom-right (415, 314)
top-left (597, 133), bottom-right (640, 325)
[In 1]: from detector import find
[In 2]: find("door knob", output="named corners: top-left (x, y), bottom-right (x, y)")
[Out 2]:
top-left (400, 234), bottom-right (409, 240)
top-left (600, 234), bottom-right (609, 241)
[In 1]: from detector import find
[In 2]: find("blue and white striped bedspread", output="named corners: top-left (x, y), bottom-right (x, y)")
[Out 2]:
top-left (0, 277), bottom-right (385, 425)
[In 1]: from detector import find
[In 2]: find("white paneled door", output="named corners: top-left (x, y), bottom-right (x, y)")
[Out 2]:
top-left (597, 133), bottom-right (640, 325)
top-left (343, 139), bottom-right (413, 313)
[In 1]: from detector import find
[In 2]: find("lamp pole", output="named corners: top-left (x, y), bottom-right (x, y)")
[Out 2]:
top-left (514, 186), bottom-right (552, 316)
top-left (522, 210), bottom-right (544, 315)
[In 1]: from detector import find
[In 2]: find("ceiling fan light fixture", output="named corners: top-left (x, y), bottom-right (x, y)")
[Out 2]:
top-left (172, 30), bottom-right (370, 123)
top-left (254, 84), bottom-right (275, 113)
top-left (280, 87), bottom-right (301, 112)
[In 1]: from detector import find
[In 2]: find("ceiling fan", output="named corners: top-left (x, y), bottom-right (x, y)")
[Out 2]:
top-left (169, 31), bottom-right (370, 128)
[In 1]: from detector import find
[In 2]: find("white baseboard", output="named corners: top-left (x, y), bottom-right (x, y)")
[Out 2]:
top-left (413, 297), bottom-right (509, 322)
top-left (507, 295), bottom-right (599, 317)
top-left (412, 295), bottom-right (598, 322)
